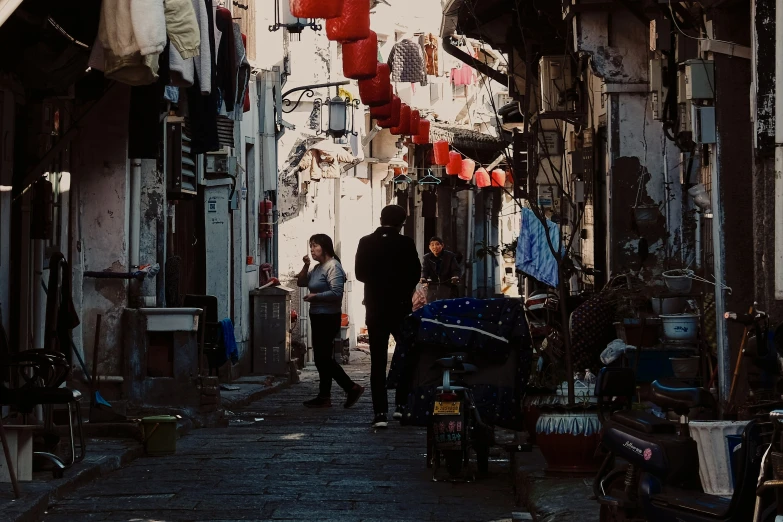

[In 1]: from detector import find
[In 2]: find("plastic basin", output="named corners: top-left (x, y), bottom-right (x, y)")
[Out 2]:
top-left (688, 420), bottom-right (749, 496)
top-left (660, 314), bottom-right (699, 342)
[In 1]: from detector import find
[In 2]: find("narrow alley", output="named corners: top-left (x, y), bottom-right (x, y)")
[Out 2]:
top-left (40, 359), bottom-right (518, 522)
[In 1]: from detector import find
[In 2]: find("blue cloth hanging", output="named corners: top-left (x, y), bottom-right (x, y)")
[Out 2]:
top-left (515, 207), bottom-right (563, 288)
top-left (219, 318), bottom-right (239, 365)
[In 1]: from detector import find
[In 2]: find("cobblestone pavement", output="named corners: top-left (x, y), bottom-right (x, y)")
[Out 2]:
top-left (42, 357), bottom-right (519, 521)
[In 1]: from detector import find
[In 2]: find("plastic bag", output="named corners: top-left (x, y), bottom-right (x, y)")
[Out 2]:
top-left (412, 283), bottom-right (427, 312)
top-left (601, 339), bottom-right (634, 365)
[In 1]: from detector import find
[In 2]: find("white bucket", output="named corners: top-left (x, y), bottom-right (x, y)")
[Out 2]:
top-left (662, 270), bottom-right (694, 294)
top-left (688, 421), bottom-right (749, 496)
top-left (660, 314), bottom-right (699, 342)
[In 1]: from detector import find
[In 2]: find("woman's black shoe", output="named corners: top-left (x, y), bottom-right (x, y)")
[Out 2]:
top-left (303, 396), bottom-right (332, 408)
top-left (344, 384), bottom-right (365, 408)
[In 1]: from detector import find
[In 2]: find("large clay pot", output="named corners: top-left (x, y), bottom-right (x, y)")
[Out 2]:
top-left (536, 411), bottom-right (603, 474)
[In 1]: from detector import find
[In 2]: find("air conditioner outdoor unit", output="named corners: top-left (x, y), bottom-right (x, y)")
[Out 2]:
top-left (165, 116), bottom-right (198, 199)
top-left (539, 56), bottom-right (574, 113)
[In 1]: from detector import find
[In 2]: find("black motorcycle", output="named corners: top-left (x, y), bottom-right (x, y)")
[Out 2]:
top-left (593, 366), bottom-right (769, 521)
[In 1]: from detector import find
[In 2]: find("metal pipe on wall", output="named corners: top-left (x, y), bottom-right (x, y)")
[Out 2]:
top-left (711, 143), bottom-right (730, 406)
top-left (775, 0), bottom-right (783, 299)
top-left (129, 160), bottom-right (142, 271)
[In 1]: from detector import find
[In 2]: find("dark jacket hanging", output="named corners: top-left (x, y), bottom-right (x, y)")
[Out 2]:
top-left (187, 0), bottom-right (220, 154)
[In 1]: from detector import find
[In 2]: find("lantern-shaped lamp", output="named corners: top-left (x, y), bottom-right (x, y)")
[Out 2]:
top-left (313, 94), bottom-right (360, 139)
top-left (445, 151), bottom-right (462, 175)
top-left (475, 168), bottom-right (491, 188)
top-left (491, 169), bottom-right (506, 187)
top-left (391, 104), bottom-right (411, 135)
top-left (433, 140), bottom-right (450, 165)
top-left (342, 31), bottom-right (378, 79)
top-left (326, 0), bottom-right (370, 42)
top-left (412, 119), bottom-right (430, 144)
top-left (409, 110), bottom-right (421, 135)
top-left (290, 0), bottom-right (343, 19)
top-left (459, 158), bottom-right (475, 181)
top-left (359, 63), bottom-right (391, 106)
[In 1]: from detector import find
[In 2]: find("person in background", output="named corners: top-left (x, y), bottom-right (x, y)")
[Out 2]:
top-left (420, 236), bottom-right (460, 302)
top-left (296, 234), bottom-right (364, 409)
top-left (355, 205), bottom-right (421, 428)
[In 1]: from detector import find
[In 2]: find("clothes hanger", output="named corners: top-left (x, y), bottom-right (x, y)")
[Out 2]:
top-left (418, 169), bottom-right (441, 186)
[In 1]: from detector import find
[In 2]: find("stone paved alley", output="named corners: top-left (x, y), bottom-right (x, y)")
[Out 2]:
top-left (40, 358), bottom-right (519, 521)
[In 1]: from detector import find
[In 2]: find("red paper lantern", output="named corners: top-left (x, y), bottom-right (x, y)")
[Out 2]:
top-left (475, 168), bottom-right (491, 188)
top-left (491, 168), bottom-right (506, 187)
top-left (409, 110), bottom-right (421, 135)
top-left (290, 0), bottom-right (343, 19)
top-left (445, 151), bottom-right (462, 175)
top-left (377, 96), bottom-right (401, 128)
top-left (359, 63), bottom-right (391, 106)
top-left (370, 103), bottom-right (391, 120)
top-left (459, 158), bottom-right (475, 181)
top-left (412, 119), bottom-right (430, 144)
top-left (391, 104), bottom-right (411, 135)
top-left (342, 31), bottom-right (378, 79)
top-left (433, 140), bottom-right (450, 165)
top-left (326, 0), bottom-right (370, 42)
top-left (506, 169), bottom-right (514, 184)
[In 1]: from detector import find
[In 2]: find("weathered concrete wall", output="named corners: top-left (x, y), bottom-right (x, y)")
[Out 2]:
top-left (72, 86), bottom-right (131, 378)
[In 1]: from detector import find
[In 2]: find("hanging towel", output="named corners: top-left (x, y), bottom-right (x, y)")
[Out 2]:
top-left (387, 39), bottom-right (427, 85)
top-left (515, 207), bottom-right (562, 288)
top-left (219, 318), bottom-right (239, 365)
top-left (130, 0), bottom-right (167, 56)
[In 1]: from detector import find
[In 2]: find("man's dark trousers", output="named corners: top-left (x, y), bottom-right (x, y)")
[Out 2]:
top-left (367, 314), bottom-right (406, 414)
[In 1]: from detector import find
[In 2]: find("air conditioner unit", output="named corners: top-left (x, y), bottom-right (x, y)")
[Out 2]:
top-left (165, 116), bottom-right (198, 199)
top-left (205, 149), bottom-right (238, 178)
top-left (539, 56), bottom-right (574, 113)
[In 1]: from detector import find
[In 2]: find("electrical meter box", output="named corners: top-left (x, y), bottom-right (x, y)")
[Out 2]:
top-left (251, 286), bottom-right (293, 375)
top-left (684, 60), bottom-right (714, 100)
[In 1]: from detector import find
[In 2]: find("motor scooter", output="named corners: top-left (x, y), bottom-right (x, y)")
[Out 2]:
top-left (426, 353), bottom-right (494, 482)
top-left (593, 366), bottom-right (767, 521)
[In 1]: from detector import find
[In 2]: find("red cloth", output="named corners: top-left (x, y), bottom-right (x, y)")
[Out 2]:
top-left (242, 34), bottom-right (250, 113)
top-left (451, 65), bottom-right (475, 86)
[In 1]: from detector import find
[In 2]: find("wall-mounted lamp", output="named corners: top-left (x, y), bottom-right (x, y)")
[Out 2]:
top-left (269, 0), bottom-right (321, 34)
top-left (314, 95), bottom-right (361, 139)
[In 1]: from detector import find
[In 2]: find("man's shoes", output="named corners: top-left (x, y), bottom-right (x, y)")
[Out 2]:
top-left (344, 384), bottom-right (365, 408)
top-left (372, 413), bottom-right (388, 428)
top-left (392, 406), bottom-right (403, 420)
top-left (303, 396), bottom-right (332, 408)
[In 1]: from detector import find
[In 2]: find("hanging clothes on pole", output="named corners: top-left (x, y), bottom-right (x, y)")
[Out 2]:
top-left (387, 38), bottom-right (427, 85)
top-left (515, 207), bottom-right (563, 288)
top-left (418, 33), bottom-right (439, 77)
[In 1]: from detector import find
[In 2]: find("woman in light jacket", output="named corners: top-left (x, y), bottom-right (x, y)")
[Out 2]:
top-left (296, 234), bottom-right (364, 408)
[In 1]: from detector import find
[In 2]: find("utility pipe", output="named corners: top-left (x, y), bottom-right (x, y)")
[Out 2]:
top-left (129, 160), bottom-right (141, 271)
top-left (711, 143), bottom-right (730, 406)
top-left (466, 189), bottom-right (475, 297)
top-left (775, 0), bottom-right (783, 300)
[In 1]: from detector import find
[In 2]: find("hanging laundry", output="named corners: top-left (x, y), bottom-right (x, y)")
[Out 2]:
top-left (298, 140), bottom-right (356, 183)
top-left (451, 63), bottom-right (475, 86)
top-left (515, 207), bottom-right (563, 288)
top-left (418, 33), bottom-right (439, 76)
top-left (96, 0), bottom-right (162, 85)
top-left (387, 39), bottom-right (427, 85)
top-left (228, 24), bottom-right (250, 122)
top-left (164, 0), bottom-right (201, 59)
top-left (186, 0), bottom-right (221, 154)
top-left (215, 7), bottom-right (238, 112)
top-left (421, 189), bottom-right (438, 218)
top-left (242, 34), bottom-right (251, 113)
top-left (164, 86), bottom-right (180, 103)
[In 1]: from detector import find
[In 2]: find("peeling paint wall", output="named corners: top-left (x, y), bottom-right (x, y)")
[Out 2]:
top-left (72, 86), bottom-right (131, 379)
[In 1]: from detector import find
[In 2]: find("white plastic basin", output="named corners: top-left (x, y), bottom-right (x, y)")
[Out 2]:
top-left (140, 308), bottom-right (202, 332)
top-left (660, 313), bottom-right (700, 342)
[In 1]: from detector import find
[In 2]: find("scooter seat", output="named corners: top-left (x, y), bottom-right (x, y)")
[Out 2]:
top-left (433, 356), bottom-right (478, 374)
top-left (610, 410), bottom-right (677, 434)
top-left (650, 380), bottom-right (715, 415)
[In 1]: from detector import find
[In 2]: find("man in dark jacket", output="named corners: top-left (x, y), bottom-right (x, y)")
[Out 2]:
top-left (421, 236), bottom-right (460, 302)
top-left (355, 205), bottom-right (421, 428)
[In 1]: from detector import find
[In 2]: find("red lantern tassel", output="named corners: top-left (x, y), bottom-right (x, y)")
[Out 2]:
top-left (359, 63), bottom-right (391, 106)
top-left (290, 0), bottom-right (344, 19)
top-left (342, 31), bottom-right (378, 80)
top-left (326, 0), bottom-right (370, 42)
top-left (412, 119), bottom-right (430, 144)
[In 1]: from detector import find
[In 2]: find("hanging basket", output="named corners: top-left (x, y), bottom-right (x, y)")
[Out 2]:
top-left (326, 0), bottom-right (370, 42)
top-left (446, 151), bottom-right (462, 175)
top-left (475, 167), bottom-right (491, 188)
top-left (359, 63), bottom-right (391, 106)
top-left (412, 119), bottom-right (430, 144)
top-left (391, 104), bottom-right (411, 135)
top-left (433, 140), bottom-right (450, 165)
top-left (459, 158), bottom-right (475, 181)
top-left (409, 110), bottom-right (421, 135)
top-left (377, 96), bottom-right (400, 128)
top-left (491, 168), bottom-right (506, 187)
top-left (342, 31), bottom-right (378, 80)
top-left (290, 0), bottom-right (344, 19)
